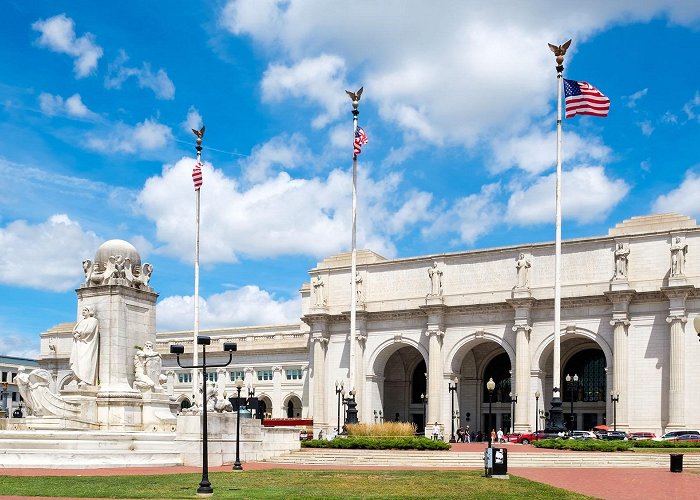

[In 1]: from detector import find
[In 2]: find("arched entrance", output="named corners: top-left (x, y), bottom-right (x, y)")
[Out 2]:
top-left (482, 353), bottom-right (512, 434)
top-left (285, 394), bottom-right (303, 418)
top-left (562, 348), bottom-right (607, 430)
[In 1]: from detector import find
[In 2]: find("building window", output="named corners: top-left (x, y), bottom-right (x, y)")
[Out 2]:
top-left (178, 372), bottom-right (192, 384)
top-left (230, 371), bottom-right (245, 382)
top-left (286, 369), bottom-right (302, 380)
top-left (257, 370), bottom-right (273, 381)
top-left (1, 372), bottom-right (6, 382)
top-left (207, 372), bottom-right (218, 382)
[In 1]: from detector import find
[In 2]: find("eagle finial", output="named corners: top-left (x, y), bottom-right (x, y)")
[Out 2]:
top-left (548, 39), bottom-right (572, 67)
top-left (192, 125), bottom-right (205, 145)
top-left (345, 86), bottom-right (363, 109)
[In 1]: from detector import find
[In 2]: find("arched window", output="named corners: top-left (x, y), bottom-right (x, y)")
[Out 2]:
top-left (482, 353), bottom-right (512, 403)
top-left (287, 400), bottom-right (294, 418)
top-left (411, 360), bottom-right (427, 403)
top-left (563, 349), bottom-right (606, 402)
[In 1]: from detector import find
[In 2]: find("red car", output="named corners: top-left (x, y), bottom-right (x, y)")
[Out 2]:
top-left (515, 431), bottom-right (546, 444)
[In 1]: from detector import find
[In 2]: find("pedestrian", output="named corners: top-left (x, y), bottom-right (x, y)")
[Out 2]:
top-left (432, 421), bottom-right (440, 441)
top-left (465, 425), bottom-right (471, 443)
top-left (497, 428), bottom-right (504, 443)
top-left (491, 429), bottom-right (496, 443)
top-left (457, 426), bottom-right (464, 442)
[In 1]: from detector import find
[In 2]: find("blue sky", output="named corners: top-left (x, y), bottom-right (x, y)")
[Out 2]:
top-left (2, 1), bottom-right (700, 358)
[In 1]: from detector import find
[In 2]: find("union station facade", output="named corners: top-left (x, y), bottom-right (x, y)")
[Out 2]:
top-left (39, 213), bottom-right (700, 436)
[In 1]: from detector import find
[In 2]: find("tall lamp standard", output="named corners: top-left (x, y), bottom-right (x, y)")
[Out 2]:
top-left (509, 392), bottom-right (518, 435)
top-left (610, 390), bottom-right (619, 431)
top-left (171, 336), bottom-right (237, 496)
top-left (448, 378), bottom-right (458, 443)
top-left (486, 377), bottom-right (496, 447)
top-left (421, 393), bottom-right (428, 434)
top-left (335, 381), bottom-right (344, 433)
top-left (233, 378), bottom-right (244, 471)
top-left (535, 391), bottom-right (540, 435)
top-left (565, 374), bottom-right (578, 431)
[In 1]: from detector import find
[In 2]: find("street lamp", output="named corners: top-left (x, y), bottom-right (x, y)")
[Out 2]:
top-left (233, 378), bottom-right (244, 471)
top-left (421, 393), bottom-right (428, 434)
top-left (610, 390), bottom-right (620, 431)
top-left (335, 381), bottom-right (344, 433)
top-left (448, 377), bottom-right (458, 443)
top-left (565, 374), bottom-right (578, 431)
top-left (535, 391), bottom-right (540, 435)
top-left (509, 392), bottom-right (517, 434)
top-left (344, 388), bottom-right (358, 425)
top-left (171, 336), bottom-right (237, 496)
top-left (486, 377), bottom-right (496, 448)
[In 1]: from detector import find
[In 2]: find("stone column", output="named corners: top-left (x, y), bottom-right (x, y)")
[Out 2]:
top-left (508, 297), bottom-right (535, 432)
top-left (605, 290), bottom-right (634, 430)
top-left (307, 314), bottom-right (329, 434)
top-left (272, 365), bottom-right (283, 418)
top-left (355, 312), bottom-right (368, 422)
top-left (663, 286), bottom-right (693, 430)
top-left (422, 304), bottom-right (446, 425)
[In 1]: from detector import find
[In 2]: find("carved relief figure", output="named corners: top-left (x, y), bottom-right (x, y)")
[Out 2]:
top-left (134, 341), bottom-right (165, 392)
top-left (613, 243), bottom-right (630, 279)
top-left (670, 237), bottom-right (688, 276)
top-left (355, 271), bottom-right (364, 304)
top-left (82, 259), bottom-right (93, 286)
top-left (515, 253), bottom-right (531, 288)
top-left (313, 275), bottom-right (326, 307)
top-left (428, 262), bottom-right (443, 296)
top-left (69, 306), bottom-right (100, 386)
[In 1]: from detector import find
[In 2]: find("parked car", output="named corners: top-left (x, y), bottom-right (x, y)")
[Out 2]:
top-left (628, 432), bottom-right (655, 441)
top-left (570, 430), bottom-right (597, 440)
top-left (669, 434), bottom-right (700, 443)
top-left (600, 431), bottom-right (628, 440)
top-left (503, 433), bottom-right (522, 443)
top-left (515, 430), bottom-right (561, 444)
top-left (656, 430), bottom-right (700, 441)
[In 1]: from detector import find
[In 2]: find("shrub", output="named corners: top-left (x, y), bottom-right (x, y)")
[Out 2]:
top-left (302, 436), bottom-right (450, 450)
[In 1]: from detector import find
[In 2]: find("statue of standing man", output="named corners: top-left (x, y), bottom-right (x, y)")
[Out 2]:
top-left (515, 253), bottom-right (531, 289)
top-left (613, 243), bottom-right (630, 280)
top-left (69, 306), bottom-right (100, 387)
top-left (428, 262), bottom-right (443, 296)
top-left (670, 237), bottom-right (688, 277)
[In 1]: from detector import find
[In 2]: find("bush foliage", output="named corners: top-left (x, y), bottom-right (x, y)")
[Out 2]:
top-left (533, 438), bottom-right (700, 452)
top-left (346, 422), bottom-right (417, 437)
top-left (302, 436), bottom-right (451, 450)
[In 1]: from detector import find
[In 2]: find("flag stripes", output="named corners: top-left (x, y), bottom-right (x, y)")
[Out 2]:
top-left (354, 126), bottom-right (368, 157)
top-left (192, 161), bottom-right (203, 191)
top-left (564, 79), bottom-right (610, 118)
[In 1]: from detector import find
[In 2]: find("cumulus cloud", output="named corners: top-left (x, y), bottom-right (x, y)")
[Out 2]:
top-left (682, 91), bottom-right (700, 121)
top-left (240, 134), bottom-right (310, 183)
top-left (182, 106), bottom-right (203, 134)
top-left (623, 88), bottom-right (648, 108)
top-left (0, 334), bottom-right (39, 359)
top-left (32, 14), bottom-right (103, 78)
top-left (506, 166), bottom-right (630, 225)
top-left (0, 214), bottom-right (102, 292)
top-left (490, 129), bottom-right (612, 175)
top-left (86, 118), bottom-right (173, 154)
top-left (137, 157), bottom-right (432, 263)
top-left (220, 1), bottom-right (700, 147)
top-left (652, 170), bottom-right (700, 216)
top-left (261, 54), bottom-right (347, 128)
top-left (638, 120), bottom-right (654, 136)
top-left (424, 183), bottom-right (504, 245)
top-left (38, 92), bottom-right (98, 120)
top-left (156, 286), bottom-right (301, 331)
top-left (105, 50), bottom-right (175, 100)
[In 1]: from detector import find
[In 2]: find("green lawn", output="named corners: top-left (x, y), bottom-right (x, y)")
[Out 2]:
top-left (0, 469), bottom-right (593, 499)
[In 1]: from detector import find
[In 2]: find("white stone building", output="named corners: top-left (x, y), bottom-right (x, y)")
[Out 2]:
top-left (38, 213), bottom-right (700, 437)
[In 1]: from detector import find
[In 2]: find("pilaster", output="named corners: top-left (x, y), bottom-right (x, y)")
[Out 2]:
top-left (421, 304), bottom-right (446, 425)
top-left (605, 290), bottom-right (635, 430)
top-left (507, 297), bottom-right (535, 432)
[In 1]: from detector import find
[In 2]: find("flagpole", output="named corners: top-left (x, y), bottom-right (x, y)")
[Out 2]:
top-left (345, 87), bottom-right (363, 425)
top-left (548, 40), bottom-right (571, 432)
top-left (192, 128), bottom-right (204, 406)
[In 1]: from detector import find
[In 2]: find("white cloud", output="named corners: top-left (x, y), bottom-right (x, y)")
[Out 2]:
top-left (682, 91), bottom-right (700, 121)
top-left (38, 92), bottom-right (98, 120)
top-left (182, 106), bottom-right (203, 134)
top-left (491, 129), bottom-right (611, 175)
top-left (156, 286), bottom-right (301, 331)
top-left (221, 1), bottom-right (700, 147)
top-left (423, 183), bottom-right (504, 245)
top-left (261, 54), bottom-right (347, 129)
top-left (0, 334), bottom-right (39, 359)
top-left (32, 14), bottom-right (103, 78)
top-left (137, 157), bottom-right (432, 263)
top-left (0, 214), bottom-right (102, 292)
top-left (638, 120), bottom-right (654, 136)
top-left (86, 118), bottom-right (173, 154)
top-left (652, 170), bottom-right (700, 216)
top-left (623, 88), bottom-right (648, 108)
top-left (105, 50), bottom-right (175, 100)
top-left (240, 134), bottom-right (309, 183)
top-left (506, 166), bottom-right (630, 225)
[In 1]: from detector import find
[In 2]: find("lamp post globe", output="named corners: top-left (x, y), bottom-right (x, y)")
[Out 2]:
top-left (486, 377), bottom-right (496, 448)
top-left (233, 378), bottom-right (245, 470)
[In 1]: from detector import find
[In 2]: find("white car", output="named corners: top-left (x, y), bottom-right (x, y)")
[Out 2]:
top-left (570, 430), bottom-right (597, 440)
top-left (655, 430), bottom-right (700, 441)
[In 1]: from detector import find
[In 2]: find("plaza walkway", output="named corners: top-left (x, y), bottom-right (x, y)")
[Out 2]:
top-left (1, 443), bottom-right (699, 499)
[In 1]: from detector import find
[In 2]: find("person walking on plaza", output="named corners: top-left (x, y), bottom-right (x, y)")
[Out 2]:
top-left (432, 422), bottom-right (440, 441)
top-left (465, 425), bottom-right (471, 443)
top-left (497, 428), bottom-right (504, 443)
top-left (491, 429), bottom-right (496, 443)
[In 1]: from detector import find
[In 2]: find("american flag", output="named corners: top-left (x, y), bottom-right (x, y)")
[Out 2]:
top-left (564, 79), bottom-right (610, 118)
top-left (354, 126), bottom-right (368, 157)
top-left (192, 161), bottom-right (203, 191)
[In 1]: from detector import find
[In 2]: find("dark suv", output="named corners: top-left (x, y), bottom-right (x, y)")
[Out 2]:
top-left (600, 431), bottom-right (627, 440)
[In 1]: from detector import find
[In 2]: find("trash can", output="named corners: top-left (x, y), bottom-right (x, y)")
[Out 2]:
top-left (492, 447), bottom-right (508, 475)
top-left (670, 453), bottom-right (683, 473)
